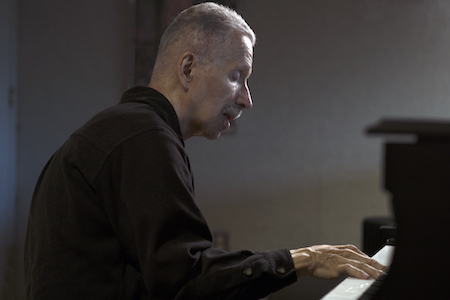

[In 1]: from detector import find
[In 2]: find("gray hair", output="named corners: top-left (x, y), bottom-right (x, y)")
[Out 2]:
top-left (154, 2), bottom-right (256, 69)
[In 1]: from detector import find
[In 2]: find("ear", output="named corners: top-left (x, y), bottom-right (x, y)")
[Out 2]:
top-left (178, 52), bottom-right (196, 91)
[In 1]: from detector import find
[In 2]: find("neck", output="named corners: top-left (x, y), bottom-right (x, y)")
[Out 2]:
top-left (149, 81), bottom-right (194, 140)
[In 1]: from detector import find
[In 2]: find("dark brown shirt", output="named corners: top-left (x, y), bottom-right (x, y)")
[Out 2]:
top-left (24, 86), bottom-right (296, 300)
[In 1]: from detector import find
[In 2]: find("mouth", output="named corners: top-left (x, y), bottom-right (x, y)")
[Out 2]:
top-left (223, 108), bottom-right (242, 122)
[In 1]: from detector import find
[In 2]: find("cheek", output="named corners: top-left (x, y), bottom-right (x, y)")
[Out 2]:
top-left (218, 82), bottom-right (239, 104)
top-left (203, 79), bottom-right (238, 117)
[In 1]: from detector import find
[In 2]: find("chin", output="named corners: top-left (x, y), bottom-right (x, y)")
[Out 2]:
top-left (203, 128), bottom-right (224, 140)
top-left (206, 132), bottom-right (221, 140)
top-left (201, 123), bottom-right (227, 140)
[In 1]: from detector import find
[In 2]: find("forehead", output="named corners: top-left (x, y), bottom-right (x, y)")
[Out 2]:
top-left (217, 34), bottom-right (254, 70)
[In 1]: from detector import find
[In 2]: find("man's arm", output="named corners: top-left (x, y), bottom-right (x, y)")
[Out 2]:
top-left (290, 244), bottom-right (387, 280)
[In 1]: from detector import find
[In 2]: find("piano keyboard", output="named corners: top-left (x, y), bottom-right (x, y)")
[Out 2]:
top-left (320, 245), bottom-right (394, 300)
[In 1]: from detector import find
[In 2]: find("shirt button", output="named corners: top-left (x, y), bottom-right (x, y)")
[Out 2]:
top-left (276, 266), bottom-right (286, 274)
top-left (243, 267), bottom-right (253, 277)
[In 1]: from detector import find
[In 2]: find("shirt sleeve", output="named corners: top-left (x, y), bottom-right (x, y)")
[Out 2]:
top-left (176, 247), bottom-right (297, 300)
top-left (95, 128), bottom-right (297, 299)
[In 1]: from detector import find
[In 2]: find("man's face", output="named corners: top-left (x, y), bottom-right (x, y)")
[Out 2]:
top-left (190, 34), bottom-right (254, 140)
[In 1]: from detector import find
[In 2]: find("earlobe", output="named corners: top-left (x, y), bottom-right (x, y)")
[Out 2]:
top-left (178, 52), bottom-right (195, 91)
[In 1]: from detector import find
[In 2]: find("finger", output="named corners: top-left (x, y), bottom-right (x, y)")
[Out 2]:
top-left (348, 253), bottom-right (388, 274)
top-left (359, 261), bottom-right (387, 279)
top-left (365, 258), bottom-right (388, 273)
top-left (334, 244), bottom-right (363, 253)
top-left (347, 258), bottom-right (386, 279)
top-left (334, 245), bottom-right (370, 258)
top-left (345, 264), bottom-right (371, 279)
top-left (330, 245), bottom-right (387, 279)
top-left (343, 263), bottom-right (370, 279)
top-left (334, 245), bottom-right (388, 272)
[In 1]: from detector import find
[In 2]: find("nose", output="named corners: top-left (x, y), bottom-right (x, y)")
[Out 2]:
top-left (237, 82), bottom-right (253, 109)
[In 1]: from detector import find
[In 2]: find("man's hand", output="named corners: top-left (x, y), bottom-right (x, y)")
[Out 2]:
top-left (290, 244), bottom-right (387, 280)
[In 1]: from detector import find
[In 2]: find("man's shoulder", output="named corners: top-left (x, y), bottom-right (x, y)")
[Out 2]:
top-left (73, 100), bottom-right (179, 152)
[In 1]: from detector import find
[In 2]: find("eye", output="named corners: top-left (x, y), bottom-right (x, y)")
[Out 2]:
top-left (229, 71), bottom-right (241, 83)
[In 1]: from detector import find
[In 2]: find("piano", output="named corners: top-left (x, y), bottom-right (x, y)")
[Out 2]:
top-left (322, 119), bottom-right (450, 299)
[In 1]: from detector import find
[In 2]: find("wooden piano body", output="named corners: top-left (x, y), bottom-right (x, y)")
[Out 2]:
top-left (322, 119), bottom-right (450, 299)
top-left (363, 119), bottom-right (450, 299)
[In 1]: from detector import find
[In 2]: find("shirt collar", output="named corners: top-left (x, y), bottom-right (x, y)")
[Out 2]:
top-left (120, 86), bottom-right (183, 140)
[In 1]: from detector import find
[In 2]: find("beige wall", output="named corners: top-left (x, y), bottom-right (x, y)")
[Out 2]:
top-left (12, 0), bottom-right (450, 299)
top-left (189, 0), bottom-right (450, 251)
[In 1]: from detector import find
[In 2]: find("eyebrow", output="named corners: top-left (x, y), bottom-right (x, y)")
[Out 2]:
top-left (242, 65), bottom-right (252, 78)
top-left (237, 61), bottom-right (252, 76)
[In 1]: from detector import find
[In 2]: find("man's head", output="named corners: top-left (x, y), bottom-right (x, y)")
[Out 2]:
top-left (150, 2), bottom-right (256, 140)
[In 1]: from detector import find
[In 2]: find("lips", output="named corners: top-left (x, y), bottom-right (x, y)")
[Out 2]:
top-left (223, 106), bottom-right (242, 121)
top-left (224, 113), bottom-right (235, 121)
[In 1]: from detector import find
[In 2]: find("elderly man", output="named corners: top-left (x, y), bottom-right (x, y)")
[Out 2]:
top-left (24, 2), bottom-right (385, 300)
